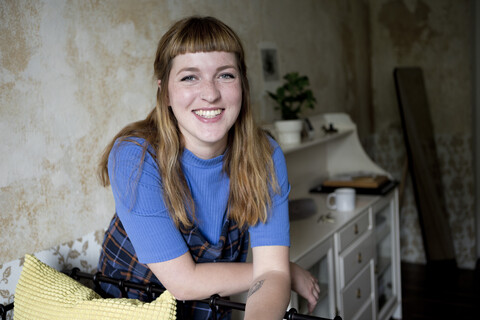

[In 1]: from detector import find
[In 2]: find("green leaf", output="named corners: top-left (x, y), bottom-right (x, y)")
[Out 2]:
top-left (266, 71), bottom-right (316, 120)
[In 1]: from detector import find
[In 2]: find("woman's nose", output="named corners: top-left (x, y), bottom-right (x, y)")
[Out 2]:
top-left (200, 80), bottom-right (220, 102)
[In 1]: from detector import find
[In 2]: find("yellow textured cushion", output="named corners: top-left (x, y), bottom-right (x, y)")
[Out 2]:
top-left (14, 254), bottom-right (176, 320)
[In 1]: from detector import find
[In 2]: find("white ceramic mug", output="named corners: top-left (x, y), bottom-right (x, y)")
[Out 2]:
top-left (326, 188), bottom-right (356, 212)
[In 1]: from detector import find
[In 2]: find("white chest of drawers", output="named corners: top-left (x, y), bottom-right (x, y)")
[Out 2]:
top-left (283, 114), bottom-right (402, 319)
top-left (289, 191), bottom-right (402, 320)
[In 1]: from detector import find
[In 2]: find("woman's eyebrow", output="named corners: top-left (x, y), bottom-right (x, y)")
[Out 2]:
top-left (175, 67), bottom-right (200, 75)
top-left (176, 65), bottom-right (237, 75)
top-left (217, 65), bottom-right (237, 71)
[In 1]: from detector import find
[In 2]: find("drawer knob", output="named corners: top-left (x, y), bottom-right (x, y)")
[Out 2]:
top-left (357, 252), bottom-right (362, 263)
top-left (354, 224), bottom-right (359, 234)
top-left (356, 288), bottom-right (361, 299)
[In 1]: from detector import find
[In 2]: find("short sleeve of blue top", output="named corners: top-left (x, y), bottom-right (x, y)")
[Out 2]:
top-left (108, 137), bottom-right (291, 264)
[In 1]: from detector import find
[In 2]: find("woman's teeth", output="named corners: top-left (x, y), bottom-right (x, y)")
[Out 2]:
top-left (194, 109), bottom-right (222, 118)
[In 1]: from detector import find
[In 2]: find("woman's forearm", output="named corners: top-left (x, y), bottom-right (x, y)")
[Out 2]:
top-left (244, 271), bottom-right (291, 320)
top-left (244, 246), bottom-right (291, 319)
top-left (148, 251), bottom-right (317, 316)
top-left (185, 261), bottom-right (253, 299)
top-left (148, 254), bottom-right (253, 301)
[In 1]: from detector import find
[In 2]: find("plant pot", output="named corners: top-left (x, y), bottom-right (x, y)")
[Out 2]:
top-left (274, 119), bottom-right (303, 145)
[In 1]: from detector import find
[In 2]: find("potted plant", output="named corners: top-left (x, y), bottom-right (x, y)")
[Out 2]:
top-left (267, 72), bottom-right (316, 145)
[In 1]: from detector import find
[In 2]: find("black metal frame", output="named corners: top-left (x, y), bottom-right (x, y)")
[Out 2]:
top-left (0, 268), bottom-right (342, 320)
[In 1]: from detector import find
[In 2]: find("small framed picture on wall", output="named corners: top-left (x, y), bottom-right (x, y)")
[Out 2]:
top-left (258, 42), bottom-right (281, 123)
top-left (260, 47), bottom-right (279, 82)
top-left (258, 42), bottom-right (281, 94)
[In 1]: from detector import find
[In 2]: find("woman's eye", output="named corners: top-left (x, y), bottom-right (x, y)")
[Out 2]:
top-left (219, 73), bottom-right (235, 79)
top-left (180, 75), bottom-right (196, 81)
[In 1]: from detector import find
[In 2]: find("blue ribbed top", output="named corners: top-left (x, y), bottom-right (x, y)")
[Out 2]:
top-left (108, 137), bottom-right (290, 264)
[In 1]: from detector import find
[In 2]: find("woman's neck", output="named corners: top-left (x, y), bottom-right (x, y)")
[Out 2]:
top-left (184, 139), bottom-right (227, 160)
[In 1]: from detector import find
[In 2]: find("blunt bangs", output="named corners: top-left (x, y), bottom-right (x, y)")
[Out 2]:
top-left (168, 17), bottom-right (244, 59)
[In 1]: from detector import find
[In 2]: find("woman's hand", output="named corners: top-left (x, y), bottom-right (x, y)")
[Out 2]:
top-left (290, 262), bottom-right (321, 314)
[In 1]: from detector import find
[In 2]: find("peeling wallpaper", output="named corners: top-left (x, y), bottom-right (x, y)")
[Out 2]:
top-left (369, 0), bottom-right (475, 269)
top-left (0, 0), bottom-right (475, 269)
top-left (371, 0), bottom-right (472, 135)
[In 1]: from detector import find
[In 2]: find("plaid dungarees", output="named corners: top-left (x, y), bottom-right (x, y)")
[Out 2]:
top-left (98, 213), bottom-right (249, 319)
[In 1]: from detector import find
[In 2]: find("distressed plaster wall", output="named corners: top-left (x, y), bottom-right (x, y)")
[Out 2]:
top-left (2, 0), bottom-right (475, 270)
top-left (0, 0), bottom-right (370, 263)
top-left (368, 0), bottom-right (475, 269)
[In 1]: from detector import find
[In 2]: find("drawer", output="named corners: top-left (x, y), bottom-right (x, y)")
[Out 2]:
top-left (340, 232), bottom-right (374, 286)
top-left (337, 210), bottom-right (371, 252)
top-left (352, 299), bottom-right (374, 320)
top-left (341, 264), bottom-right (372, 320)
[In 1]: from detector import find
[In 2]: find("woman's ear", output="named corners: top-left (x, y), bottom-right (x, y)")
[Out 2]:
top-left (157, 79), bottom-right (169, 105)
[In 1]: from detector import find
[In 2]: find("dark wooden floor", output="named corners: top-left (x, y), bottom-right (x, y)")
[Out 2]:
top-left (400, 261), bottom-right (480, 320)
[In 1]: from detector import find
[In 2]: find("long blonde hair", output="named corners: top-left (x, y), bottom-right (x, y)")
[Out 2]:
top-left (98, 16), bottom-right (278, 228)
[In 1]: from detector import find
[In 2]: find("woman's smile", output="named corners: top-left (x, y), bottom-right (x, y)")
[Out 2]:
top-left (193, 108), bottom-right (224, 120)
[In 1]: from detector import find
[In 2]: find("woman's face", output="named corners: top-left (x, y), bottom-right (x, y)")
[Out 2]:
top-left (166, 51), bottom-right (242, 159)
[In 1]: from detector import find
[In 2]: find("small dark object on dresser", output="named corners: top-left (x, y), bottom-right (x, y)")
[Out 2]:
top-left (289, 198), bottom-right (317, 221)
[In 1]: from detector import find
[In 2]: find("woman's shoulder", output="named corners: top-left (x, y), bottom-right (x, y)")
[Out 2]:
top-left (265, 134), bottom-right (284, 158)
top-left (110, 136), bottom-right (155, 162)
top-left (267, 135), bottom-right (280, 149)
top-left (113, 136), bottom-right (147, 148)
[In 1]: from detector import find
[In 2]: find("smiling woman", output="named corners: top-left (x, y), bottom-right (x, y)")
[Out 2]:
top-left (167, 51), bottom-right (242, 159)
top-left (96, 16), bottom-right (320, 319)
